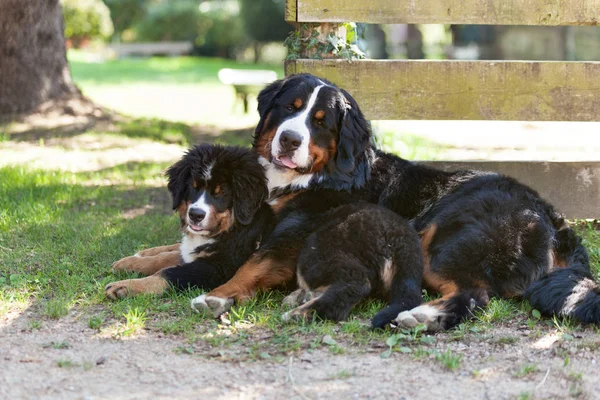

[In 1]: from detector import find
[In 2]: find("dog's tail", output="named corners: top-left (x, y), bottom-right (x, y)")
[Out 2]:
top-left (524, 227), bottom-right (600, 323)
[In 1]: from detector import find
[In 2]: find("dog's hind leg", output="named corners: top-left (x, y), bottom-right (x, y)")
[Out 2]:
top-left (282, 280), bottom-right (371, 322)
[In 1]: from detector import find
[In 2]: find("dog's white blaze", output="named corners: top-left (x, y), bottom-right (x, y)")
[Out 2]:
top-left (271, 85), bottom-right (325, 168)
top-left (560, 277), bottom-right (597, 316)
top-left (259, 156), bottom-right (314, 193)
top-left (180, 234), bottom-right (215, 263)
top-left (203, 162), bottom-right (213, 181)
top-left (188, 192), bottom-right (211, 230)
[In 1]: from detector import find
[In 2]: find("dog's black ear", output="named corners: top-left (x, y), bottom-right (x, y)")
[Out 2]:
top-left (255, 78), bottom-right (286, 136)
top-left (231, 156), bottom-right (268, 225)
top-left (331, 89), bottom-right (372, 188)
top-left (166, 158), bottom-right (191, 210)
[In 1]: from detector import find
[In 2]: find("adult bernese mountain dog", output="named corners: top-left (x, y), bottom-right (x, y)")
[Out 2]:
top-left (193, 73), bottom-right (600, 330)
top-left (105, 145), bottom-right (275, 299)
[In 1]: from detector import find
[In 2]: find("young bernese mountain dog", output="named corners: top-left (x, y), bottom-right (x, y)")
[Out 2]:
top-left (105, 145), bottom-right (275, 299)
top-left (281, 203), bottom-right (424, 325)
top-left (193, 73), bottom-right (600, 330)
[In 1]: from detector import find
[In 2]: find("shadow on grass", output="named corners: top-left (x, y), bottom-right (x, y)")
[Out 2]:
top-left (3, 114), bottom-right (255, 148)
top-left (0, 163), bottom-right (185, 332)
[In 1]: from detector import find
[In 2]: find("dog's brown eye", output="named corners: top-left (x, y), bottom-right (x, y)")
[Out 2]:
top-left (213, 186), bottom-right (227, 197)
top-left (285, 105), bottom-right (294, 112)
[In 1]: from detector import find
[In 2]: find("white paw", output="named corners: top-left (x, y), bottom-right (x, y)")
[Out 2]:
top-left (282, 289), bottom-right (307, 307)
top-left (281, 310), bottom-right (293, 322)
top-left (190, 294), bottom-right (233, 317)
top-left (394, 304), bottom-right (444, 332)
top-left (190, 294), bottom-right (207, 313)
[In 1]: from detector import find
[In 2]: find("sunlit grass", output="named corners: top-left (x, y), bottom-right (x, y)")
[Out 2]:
top-left (68, 52), bottom-right (284, 126)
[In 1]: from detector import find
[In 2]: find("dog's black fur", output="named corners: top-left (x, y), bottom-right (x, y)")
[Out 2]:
top-left (160, 144), bottom-right (275, 290)
top-left (283, 203), bottom-right (424, 324)
top-left (249, 74), bottom-right (600, 330)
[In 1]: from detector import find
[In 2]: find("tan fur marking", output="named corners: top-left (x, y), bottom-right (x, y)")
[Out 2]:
top-left (105, 274), bottom-right (169, 300)
top-left (214, 209), bottom-right (234, 235)
top-left (293, 98), bottom-right (303, 109)
top-left (214, 185), bottom-right (221, 195)
top-left (550, 248), bottom-right (568, 269)
top-left (270, 192), bottom-right (300, 214)
top-left (137, 243), bottom-right (181, 257)
top-left (314, 110), bottom-right (325, 120)
top-left (177, 201), bottom-right (191, 226)
top-left (207, 254), bottom-right (296, 302)
top-left (308, 138), bottom-right (336, 173)
top-left (420, 224), bottom-right (459, 296)
top-left (254, 125), bottom-right (276, 160)
top-left (381, 258), bottom-right (394, 294)
top-left (112, 251), bottom-right (181, 276)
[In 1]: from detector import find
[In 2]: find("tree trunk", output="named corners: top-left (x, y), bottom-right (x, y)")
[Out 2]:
top-left (0, 0), bottom-right (79, 116)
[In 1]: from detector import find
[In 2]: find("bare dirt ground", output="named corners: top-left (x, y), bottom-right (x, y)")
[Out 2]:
top-left (2, 120), bottom-right (600, 400)
top-left (2, 310), bottom-right (600, 400)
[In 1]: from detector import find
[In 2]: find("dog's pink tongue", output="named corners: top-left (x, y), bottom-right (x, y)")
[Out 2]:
top-left (278, 156), bottom-right (297, 169)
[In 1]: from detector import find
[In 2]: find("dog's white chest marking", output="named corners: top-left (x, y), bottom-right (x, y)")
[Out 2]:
top-left (180, 234), bottom-right (216, 264)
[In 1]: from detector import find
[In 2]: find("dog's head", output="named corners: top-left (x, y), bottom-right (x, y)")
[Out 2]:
top-left (166, 145), bottom-right (268, 237)
top-left (253, 74), bottom-right (373, 192)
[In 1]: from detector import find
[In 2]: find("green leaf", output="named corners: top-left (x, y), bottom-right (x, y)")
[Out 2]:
top-left (561, 333), bottom-right (574, 342)
top-left (381, 349), bottom-right (392, 358)
top-left (398, 346), bottom-right (413, 353)
top-left (420, 336), bottom-right (435, 345)
top-left (532, 309), bottom-right (542, 319)
top-left (385, 334), bottom-right (401, 347)
top-left (322, 335), bottom-right (337, 346)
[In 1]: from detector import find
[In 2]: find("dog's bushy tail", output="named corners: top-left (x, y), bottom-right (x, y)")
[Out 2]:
top-left (524, 227), bottom-right (600, 323)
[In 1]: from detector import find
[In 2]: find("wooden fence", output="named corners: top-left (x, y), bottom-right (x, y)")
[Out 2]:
top-left (284, 0), bottom-right (600, 218)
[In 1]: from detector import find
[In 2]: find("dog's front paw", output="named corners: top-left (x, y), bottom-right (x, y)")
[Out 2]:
top-left (111, 255), bottom-right (139, 273)
top-left (105, 276), bottom-right (168, 300)
top-left (393, 305), bottom-right (444, 332)
top-left (190, 294), bottom-right (234, 317)
top-left (105, 280), bottom-right (133, 300)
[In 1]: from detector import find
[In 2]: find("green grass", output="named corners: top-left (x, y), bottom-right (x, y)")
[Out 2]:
top-left (69, 52), bottom-right (284, 126)
top-left (435, 349), bottom-right (463, 371)
top-left (2, 158), bottom-right (600, 359)
top-left (514, 363), bottom-right (537, 378)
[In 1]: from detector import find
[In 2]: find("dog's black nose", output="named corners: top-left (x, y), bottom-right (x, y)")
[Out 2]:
top-left (279, 130), bottom-right (302, 152)
top-left (188, 207), bottom-right (206, 223)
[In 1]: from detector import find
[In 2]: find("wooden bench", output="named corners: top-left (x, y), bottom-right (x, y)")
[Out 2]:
top-left (218, 68), bottom-right (278, 113)
top-left (284, 0), bottom-right (600, 218)
top-left (109, 42), bottom-right (193, 58)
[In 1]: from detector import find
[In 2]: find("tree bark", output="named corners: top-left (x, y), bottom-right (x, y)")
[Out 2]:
top-left (0, 0), bottom-right (79, 116)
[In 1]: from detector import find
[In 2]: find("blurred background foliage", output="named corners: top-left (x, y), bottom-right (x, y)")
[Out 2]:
top-left (55, 0), bottom-right (600, 158)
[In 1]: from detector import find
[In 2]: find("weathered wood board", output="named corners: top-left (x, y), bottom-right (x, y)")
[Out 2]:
top-left (287, 0), bottom-right (600, 26)
top-left (420, 161), bottom-right (600, 219)
top-left (285, 59), bottom-right (600, 121)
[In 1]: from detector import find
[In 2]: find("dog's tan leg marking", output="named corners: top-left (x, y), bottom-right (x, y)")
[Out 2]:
top-left (137, 243), bottom-right (181, 257)
top-left (192, 254), bottom-right (295, 316)
top-left (105, 274), bottom-right (169, 300)
top-left (111, 251), bottom-right (181, 275)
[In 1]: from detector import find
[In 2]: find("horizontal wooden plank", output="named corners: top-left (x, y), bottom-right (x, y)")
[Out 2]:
top-left (419, 161), bottom-right (600, 219)
top-left (285, 59), bottom-right (600, 121)
top-left (291, 0), bottom-right (600, 26)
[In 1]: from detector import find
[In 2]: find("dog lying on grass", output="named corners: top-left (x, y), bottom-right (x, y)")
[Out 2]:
top-left (105, 144), bottom-right (275, 300)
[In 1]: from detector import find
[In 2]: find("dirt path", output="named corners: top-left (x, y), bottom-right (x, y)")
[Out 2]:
top-left (2, 311), bottom-right (599, 400)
